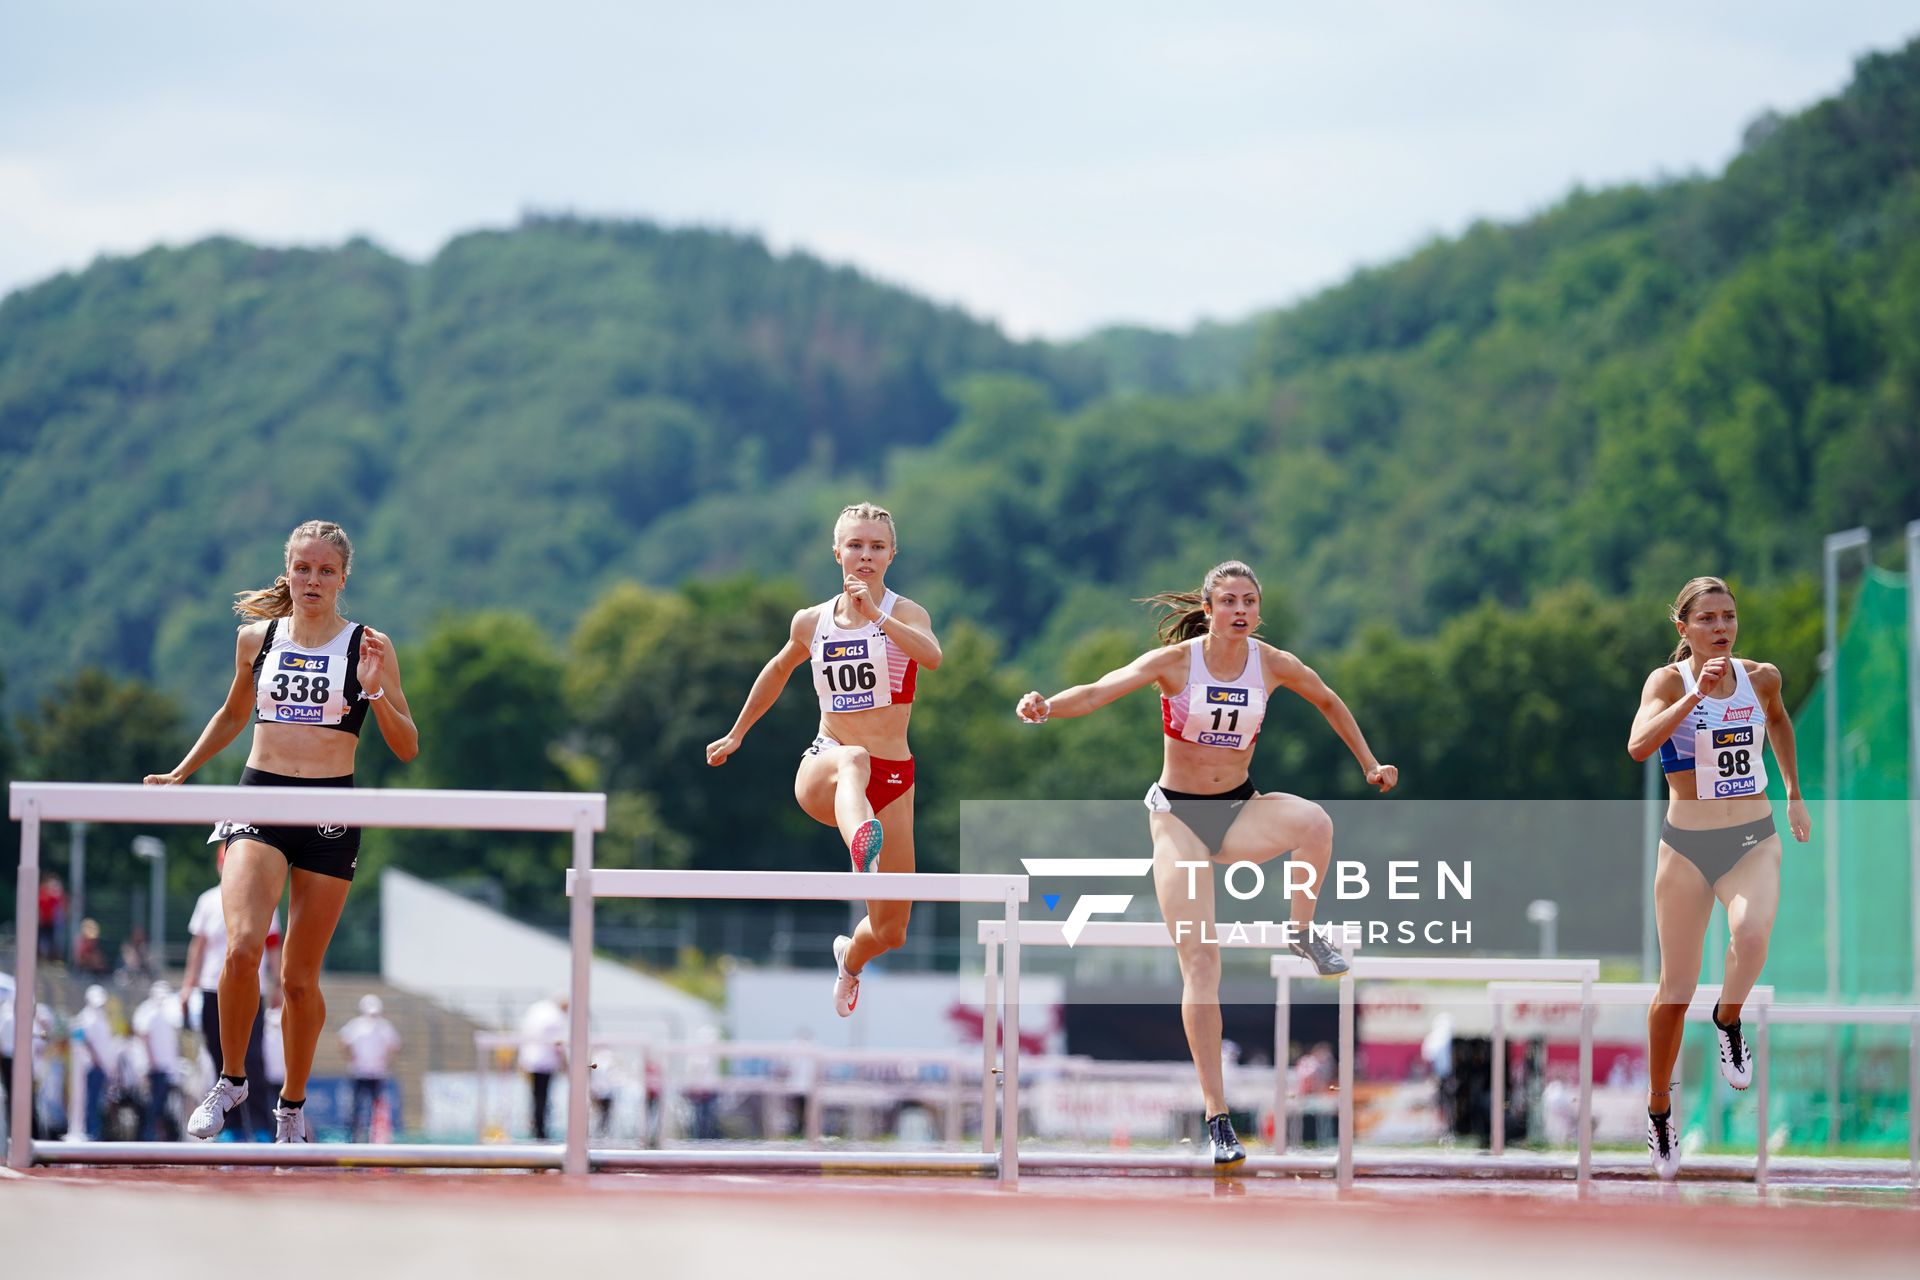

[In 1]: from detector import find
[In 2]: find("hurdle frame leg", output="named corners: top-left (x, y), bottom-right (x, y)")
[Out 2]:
top-left (1337, 971), bottom-right (1354, 1190)
top-left (1756, 1001), bottom-right (1770, 1193)
top-left (1273, 970), bottom-right (1291, 1156)
top-left (1908, 1013), bottom-right (1917, 1190)
top-left (1577, 977), bottom-right (1592, 1190)
top-left (1491, 998), bottom-right (1505, 1158)
top-left (564, 812), bottom-right (595, 1175)
top-left (981, 932), bottom-right (999, 1154)
top-left (9, 797), bottom-right (40, 1170)
top-left (1000, 889), bottom-right (1021, 1187)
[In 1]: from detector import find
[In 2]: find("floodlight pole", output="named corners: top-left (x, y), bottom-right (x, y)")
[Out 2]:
top-left (132, 836), bottom-right (166, 970)
top-left (1821, 526), bottom-right (1870, 1147)
top-left (1907, 520), bottom-right (1920, 999)
top-left (1822, 528), bottom-right (1869, 1001)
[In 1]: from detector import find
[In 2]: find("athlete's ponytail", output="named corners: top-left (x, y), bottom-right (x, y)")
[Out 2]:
top-left (234, 520), bottom-right (355, 619)
top-left (1141, 561), bottom-right (1262, 647)
top-left (1668, 576), bottom-right (1732, 663)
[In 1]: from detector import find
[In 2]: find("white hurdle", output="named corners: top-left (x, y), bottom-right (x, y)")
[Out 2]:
top-left (974, 922), bottom-right (1599, 1185)
top-left (975, 919), bottom-right (1344, 1173)
top-left (471, 1031), bottom-right (978, 1147)
top-left (8, 780), bottom-right (606, 1172)
top-left (570, 868), bottom-right (1027, 1182)
top-left (1750, 1003), bottom-right (1920, 1190)
top-left (1488, 981), bottom-right (1767, 1184)
top-left (1272, 955), bottom-right (1601, 1189)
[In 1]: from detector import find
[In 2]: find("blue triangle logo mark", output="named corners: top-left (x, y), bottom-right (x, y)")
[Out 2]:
top-left (1043, 894), bottom-right (1061, 912)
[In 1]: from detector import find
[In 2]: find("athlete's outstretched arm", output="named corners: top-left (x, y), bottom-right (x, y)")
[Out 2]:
top-left (707, 609), bottom-right (812, 766)
top-left (145, 624), bottom-right (267, 785)
top-left (1016, 647), bottom-right (1180, 723)
top-left (1755, 663), bottom-right (1811, 842)
top-left (1270, 648), bottom-right (1397, 792)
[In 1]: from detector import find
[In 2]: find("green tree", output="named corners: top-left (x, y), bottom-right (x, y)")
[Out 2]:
top-left (359, 612), bottom-right (574, 906)
top-left (567, 576), bottom-right (822, 871)
top-left (15, 668), bottom-right (191, 913)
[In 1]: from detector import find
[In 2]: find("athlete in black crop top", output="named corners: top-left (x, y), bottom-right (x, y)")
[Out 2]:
top-left (146, 520), bottom-right (417, 1144)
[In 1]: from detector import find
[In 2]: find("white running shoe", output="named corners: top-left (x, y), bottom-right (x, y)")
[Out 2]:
top-left (1646, 1108), bottom-right (1680, 1181)
top-left (273, 1105), bottom-right (309, 1143)
top-left (849, 818), bottom-right (883, 873)
top-left (187, 1077), bottom-right (249, 1140)
top-left (1713, 1005), bottom-right (1752, 1090)
top-left (832, 934), bottom-right (861, 1017)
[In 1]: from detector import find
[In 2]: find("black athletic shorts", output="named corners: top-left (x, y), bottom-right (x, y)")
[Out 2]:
top-left (1144, 778), bottom-right (1259, 856)
top-left (209, 767), bottom-right (361, 881)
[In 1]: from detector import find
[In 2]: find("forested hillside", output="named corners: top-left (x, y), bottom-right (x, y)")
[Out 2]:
top-left (3, 38), bottom-right (1917, 936)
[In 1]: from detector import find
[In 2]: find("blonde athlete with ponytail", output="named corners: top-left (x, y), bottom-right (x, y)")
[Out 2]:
top-left (146, 520), bottom-right (417, 1143)
top-left (1627, 577), bottom-right (1809, 1180)
top-left (707, 503), bottom-right (942, 1019)
top-left (1017, 560), bottom-right (1395, 1168)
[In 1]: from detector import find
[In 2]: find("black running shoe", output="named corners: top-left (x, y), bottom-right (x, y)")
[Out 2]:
top-left (1646, 1108), bottom-right (1679, 1181)
top-left (1712, 1004), bottom-right (1752, 1090)
top-left (1206, 1112), bottom-right (1246, 1169)
top-left (1289, 928), bottom-right (1350, 976)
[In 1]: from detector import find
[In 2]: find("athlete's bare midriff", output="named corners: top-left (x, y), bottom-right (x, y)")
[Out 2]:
top-left (246, 721), bottom-right (359, 778)
top-left (818, 702), bottom-right (912, 759)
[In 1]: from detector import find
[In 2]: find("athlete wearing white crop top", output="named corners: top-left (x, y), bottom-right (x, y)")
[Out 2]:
top-left (146, 520), bottom-right (418, 1145)
top-left (1626, 576), bottom-right (1810, 1180)
top-left (1016, 560), bottom-right (1396, 1168)
top-left (706, 503), bottom-right (942, 1019)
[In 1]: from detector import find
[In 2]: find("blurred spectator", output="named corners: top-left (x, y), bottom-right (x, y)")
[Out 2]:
top-left (339, 994), bottom-right (400, 1143)
top-left (74, 919), bottom-right (111, 977)
top-left (684, 1024), bottom-right (721, 1140)
top-left (589, 1047), bottom-right (617, 1138)
top-left (0, 970), bottom-right (38, 1138)
top-left (181, 870), bottom-right (281, 1141)
top-left (75, 985), bottom-right (115, 1138)
top-left (37, 874), bottom-right (67, 962)
top-left (117, 926), bottom-right (154, 985)
top-left (4, 982), bottom-right (56, 1139)
top-left (1293, 1041), bottom-right (1337, 1146)
top-left (518, 994), bottom-right (568, 1141)
top-left (132, 980), bottom-right (182, 1140)
top-left (785, 1028), bottom-right (816, 1138)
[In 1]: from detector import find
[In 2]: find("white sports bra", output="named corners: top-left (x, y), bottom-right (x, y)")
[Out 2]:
top-left (1160, 638), bottom-right (1268, 750)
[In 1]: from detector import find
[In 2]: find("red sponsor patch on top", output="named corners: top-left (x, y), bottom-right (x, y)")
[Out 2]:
top-left (1722, 706), bottom-right (1756, 722)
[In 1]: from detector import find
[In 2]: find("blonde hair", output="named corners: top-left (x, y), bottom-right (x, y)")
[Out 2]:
top-left (233, 520), bottom-right (355, 619)
top-left (833, 502), bottom-right (896, 549)
top-left (1141, 561), bottom-right (1263, 646)
top-left (1668, 576), bottom-right (1734, 663)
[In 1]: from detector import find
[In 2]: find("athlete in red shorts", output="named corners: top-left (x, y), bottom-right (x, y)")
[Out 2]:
top-left (707, 502), bottom-right (942, 1017)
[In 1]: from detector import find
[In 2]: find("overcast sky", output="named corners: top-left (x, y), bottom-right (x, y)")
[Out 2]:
top-left (3, 2), bottom-right (1915, 338)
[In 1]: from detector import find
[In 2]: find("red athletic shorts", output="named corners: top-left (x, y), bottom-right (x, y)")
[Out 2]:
top-left (807, 734), bottom-right (916, 815)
